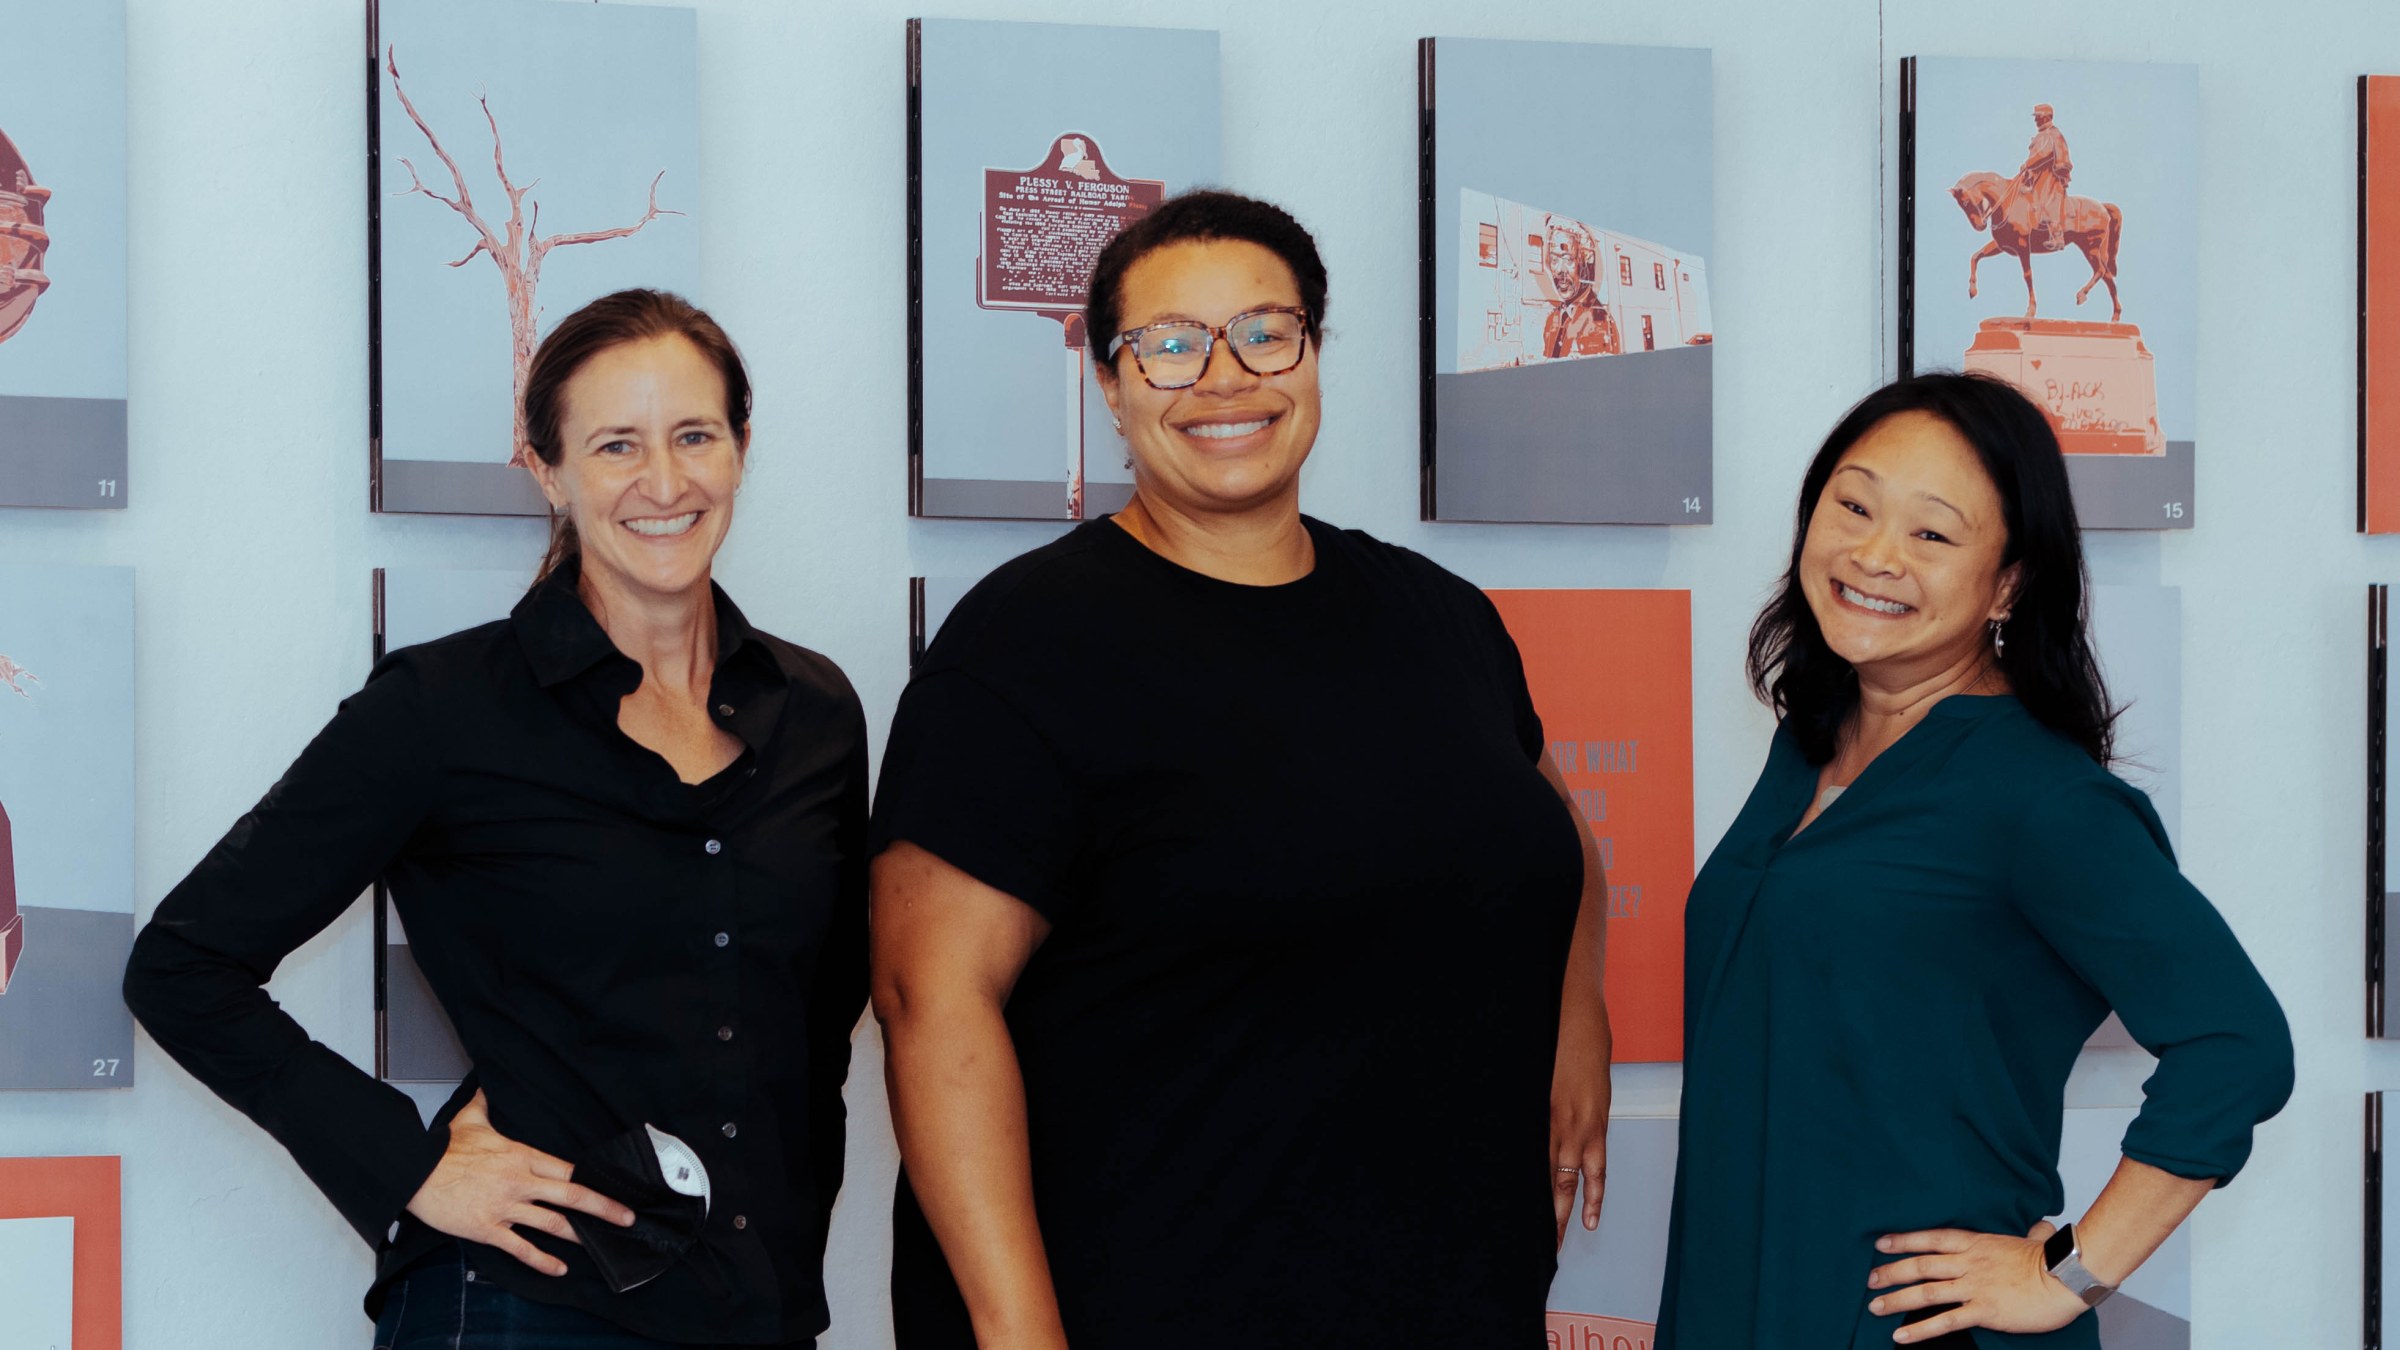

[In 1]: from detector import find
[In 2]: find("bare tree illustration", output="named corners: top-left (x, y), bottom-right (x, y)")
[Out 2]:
top-left (386, 46), bottom-right (682, 465)
top-left (0, 655), bottom-right (33, 698)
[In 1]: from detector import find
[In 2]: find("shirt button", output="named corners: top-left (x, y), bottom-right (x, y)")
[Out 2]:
top-left (733, 1215), bottom-right (748, 1230)
top-left (704, 839), bottom-right (722, 856)
top-left (714, 931), bottom-right (730, 948)
top-left (721, 1121), bottom-right (738, 1139)
top-left (717, 703), bottom-right (735, 717)
top-left (717, 1025), bottom-right (734, 1042)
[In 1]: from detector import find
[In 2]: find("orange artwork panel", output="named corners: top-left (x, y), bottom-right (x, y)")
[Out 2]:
top-left (1486, 590), bottom-right (1693, 1063)
top-left (0, 1155), bottom-right (121, 1350)
top-left (2366, 76), bottom-right (2400, 532)
top-left (1547, 1311), bottom-right (1655, 1350)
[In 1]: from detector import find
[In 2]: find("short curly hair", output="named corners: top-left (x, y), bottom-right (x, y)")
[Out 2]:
top-left (1083, 189), bottom-right (1328, 369)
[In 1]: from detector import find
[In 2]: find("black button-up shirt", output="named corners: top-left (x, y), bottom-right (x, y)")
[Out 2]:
top-left (124, 567), bottom-right (868, 1346)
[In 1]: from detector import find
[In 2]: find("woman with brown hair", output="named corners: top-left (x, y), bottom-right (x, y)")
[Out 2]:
top-left (125, 289), bottom-right (868, 1349)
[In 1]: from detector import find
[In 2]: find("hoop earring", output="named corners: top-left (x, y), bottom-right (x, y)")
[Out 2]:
top-left (1990, 618), bottom-right (2007, 657)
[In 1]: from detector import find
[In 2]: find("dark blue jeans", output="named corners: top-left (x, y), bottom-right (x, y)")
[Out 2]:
top-left (372, 1245), bottom-right (814, 1350)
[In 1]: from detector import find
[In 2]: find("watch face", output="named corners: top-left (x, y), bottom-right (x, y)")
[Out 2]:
top-left (2043, 1223), bottom-right (2079, 1271)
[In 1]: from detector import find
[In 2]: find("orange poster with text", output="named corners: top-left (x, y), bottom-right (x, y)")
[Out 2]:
top-left (2366, 76), bottom-right (2400, 532)
top-left (0, 1155), bottom-right (121, 1350)
top-left (1486, 590), bottom-right (1693, 1063)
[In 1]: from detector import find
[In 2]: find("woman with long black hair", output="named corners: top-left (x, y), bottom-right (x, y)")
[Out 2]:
top-left (1656, 373), bottom-right (2291, 1349)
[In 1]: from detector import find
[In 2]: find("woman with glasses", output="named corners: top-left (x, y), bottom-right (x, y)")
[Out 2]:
top-left (869, 190), bottom-right (1614, 1349)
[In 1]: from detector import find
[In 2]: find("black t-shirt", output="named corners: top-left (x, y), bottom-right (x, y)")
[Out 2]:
top-left (871, 515), bottom-right (1584, 1349)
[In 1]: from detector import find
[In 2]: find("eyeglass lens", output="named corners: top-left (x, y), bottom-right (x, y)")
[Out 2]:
top-left (1135, 311), bottom-right (1307, 386)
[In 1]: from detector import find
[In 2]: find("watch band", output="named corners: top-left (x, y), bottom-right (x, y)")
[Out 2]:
top-left (2041, 1222), bottom-right (2117, 1309)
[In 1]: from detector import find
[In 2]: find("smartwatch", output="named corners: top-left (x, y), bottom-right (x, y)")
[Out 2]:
top-left (2041, 1222), bottom-right (2117, 1309)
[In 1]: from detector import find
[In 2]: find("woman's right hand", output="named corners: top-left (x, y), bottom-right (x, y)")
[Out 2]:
top-left (404, 1089), bottom-right (635, 1276)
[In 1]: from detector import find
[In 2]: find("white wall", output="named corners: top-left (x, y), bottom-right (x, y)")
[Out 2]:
top-left (0, 0), bottom-right (2386, 1344)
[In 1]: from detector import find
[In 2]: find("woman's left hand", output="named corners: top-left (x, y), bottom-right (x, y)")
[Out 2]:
top-left (1549, 1047), bottom-right (1610, 1245)
top-left (1867, 1220), bottom-right (2090, 1342)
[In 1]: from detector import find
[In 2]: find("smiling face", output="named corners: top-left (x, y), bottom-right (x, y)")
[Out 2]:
top-left (529, 333), bottom-right (746, 608)
top-left (1096, 238), bottom-right (1321, 520)
top-left (1798, 410), bottom-right (2022, 690)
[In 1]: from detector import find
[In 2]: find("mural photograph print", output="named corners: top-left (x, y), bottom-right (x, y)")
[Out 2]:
top-left (0, 565), bottom-right (132, 1091)
top-left (371, 568), bottom-right (525, 1094)
top-left (908, 18), bottom-right (1220, 521)
top-left (370, 0), bottom-right (698, 516)
top-left (1903, 56), bottom-right (2199, 530)
top-left (0, 1156), bottom-right (119, 1350)
top-left (2365, 76), bottom-right (2400, 532)
top-left (1421, 38), bottom-right (1713, 525)
top-left (1483, 589), bottom-right (1692, 1063)
top-left (0, 0), bottom-right (127, 510)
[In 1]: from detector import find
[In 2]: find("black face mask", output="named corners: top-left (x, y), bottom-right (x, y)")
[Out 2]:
top-left (554, 1123), bottom-right (712, 1294)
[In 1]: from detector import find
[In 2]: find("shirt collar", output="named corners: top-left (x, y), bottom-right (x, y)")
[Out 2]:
top-left (511, 559), bottom-right (771, 690)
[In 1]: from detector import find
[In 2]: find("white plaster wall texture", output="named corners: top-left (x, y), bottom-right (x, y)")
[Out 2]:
top-left (0, 0), bottom-right (2379, 1346)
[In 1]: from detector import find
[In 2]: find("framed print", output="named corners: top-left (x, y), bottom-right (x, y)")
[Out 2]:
top-left (2367, 76), bottom-right (2400, 532)
top-left (2376, 586), bottom-right (2392, 1037)
top-left (908, 18), bottom-right (1219, 521)
top-left (1902, 56), bottom-right (2199, 530)
top-left (370, 0), bottom-right (698, 516)
top-left (0, 1156), bottom-right (119, 1350)
top-left (0, 565), bottom-right (133, 1089)
top-left (2374, 1092), bottom-right (2390, 1348)
top-left (370, 567), bottom-right (524, 1082)
top-left (0, 0), bottom-right (128, 510)
top-left (1485, 589), bottom-right (1693, 1063)
top-left (1421, 38), bottom-right (1713, 525)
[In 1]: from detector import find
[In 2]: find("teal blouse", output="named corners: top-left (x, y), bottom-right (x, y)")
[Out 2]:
top-left (1657, 696), bottom-right (2292, 1350)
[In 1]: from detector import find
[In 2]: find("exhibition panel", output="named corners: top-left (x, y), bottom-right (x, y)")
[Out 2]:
top-left (908, 18), bottom-right (1219, 521)
top-left (1420, 38), bottom-right (1715, 525)
top-left (0, 0), bottom-right (128, 510)
top-left (1902, 57), bottom-right (2199, 530)
top-left (0, 565), bottom-right (134, 1091)
top-left (0, 1155), bottom-right (120, 1350)
top-left (368, 0), bottom-right (700, 516)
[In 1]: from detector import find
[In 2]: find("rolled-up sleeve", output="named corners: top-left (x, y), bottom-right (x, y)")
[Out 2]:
top-left (123, 655), bottom-right (448, 1246)
top-left (2008, 775), bottom-right (2294, 1184)
top-left (869, 669), bottom-right (1078, 922)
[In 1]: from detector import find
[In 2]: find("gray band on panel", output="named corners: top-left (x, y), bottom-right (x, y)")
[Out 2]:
top-left (1432, 347), bottom-right (1712, 525)
top-left (0, 396), bottom-right (129, 510)
top-left (378, 458), bottom-right (549, 517)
